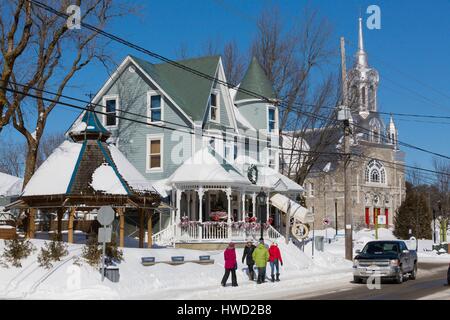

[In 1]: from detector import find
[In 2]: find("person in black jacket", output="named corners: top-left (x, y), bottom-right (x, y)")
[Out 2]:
top-left (242, 240), bottom-right (256, 281)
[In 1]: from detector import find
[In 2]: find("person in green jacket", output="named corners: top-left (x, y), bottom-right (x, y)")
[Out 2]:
top-left (252, 239), bottom-right (270, 284)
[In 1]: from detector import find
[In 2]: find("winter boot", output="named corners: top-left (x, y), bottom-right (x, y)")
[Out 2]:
top-left (271, 275), bottom-right (275, 282)
top-left (276, 273), bottom-right (280, 282)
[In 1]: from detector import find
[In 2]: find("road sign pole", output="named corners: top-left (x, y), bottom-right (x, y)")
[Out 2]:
top-left (101, 239), bottom-right (106, 282)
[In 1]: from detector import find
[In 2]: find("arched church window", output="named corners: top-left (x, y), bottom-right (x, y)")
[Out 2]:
top-left (365, 160), bottom-right (387, 184)
top-left (351, 85), bottom-right (359, 109)
top-left (369, 118), bottom-right (381, 143)
top-left (369, 85), bottom-right (376, 111)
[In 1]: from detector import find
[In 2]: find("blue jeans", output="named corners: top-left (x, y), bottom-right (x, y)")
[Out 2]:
top-left (270, 259), bottom-right (280, 276)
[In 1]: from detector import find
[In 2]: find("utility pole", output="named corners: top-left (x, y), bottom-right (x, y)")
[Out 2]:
top-left (339, 37), bottom-right (353, 261)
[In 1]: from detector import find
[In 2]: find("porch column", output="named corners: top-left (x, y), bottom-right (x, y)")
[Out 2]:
top-left (266, 191), bottom-right (270, 222)
top-left (186, 192), bottom-right (191, 220)
top-left (226, 187), bottom-right (232, 240)
top-left (117, 208), bottom-right (125, 248)
top-left (241, 192), bottom-right (246, 222)
top-left (198, 187), bottom-right (204, 239)
top-left (252, 193), bottom-right (256, 219)
top-left (68, 207), bottom-right (76, 244)
top-left (147, 210), bottom-right (153, 248)
top-left (28, 208), bottom-right (36, 239)
top-left (139, 208), bottom-right (145, 248)
top-left (57, 208), bottom-right (63, 241)
top-left (176, 189), bottom-right (182, 238)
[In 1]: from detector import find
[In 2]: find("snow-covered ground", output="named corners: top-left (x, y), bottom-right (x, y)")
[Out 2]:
top-left (0, 227), bottom-right (448, 300)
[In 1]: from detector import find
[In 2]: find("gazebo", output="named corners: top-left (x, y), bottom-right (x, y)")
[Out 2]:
top-left (7, 108), bottom-right (161, 248)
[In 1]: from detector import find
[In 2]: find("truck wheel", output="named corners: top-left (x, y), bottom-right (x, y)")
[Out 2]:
top-left (395, 268), bottom-right (403, 284)
top-left (409, 262), bottom-right (417, 280)
top-left (353, 276), bottom-right (362, 283)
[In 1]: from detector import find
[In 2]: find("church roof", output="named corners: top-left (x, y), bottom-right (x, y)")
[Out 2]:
top-left (235, 57), bottom-right (276, 102)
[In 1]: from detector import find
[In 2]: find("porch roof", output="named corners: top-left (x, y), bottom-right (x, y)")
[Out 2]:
top-left (167, 148), bottom-right (252, 187)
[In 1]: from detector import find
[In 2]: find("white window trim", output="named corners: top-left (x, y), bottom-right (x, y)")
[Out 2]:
top-left (267, 105), bottom-right (278, 133)
top-left (209, 89), bottom-right (220, 123)
top-left (147, 90), bottom-right (164, 125)
top-left (102, 94), bottom-right (119, 128)
top-left (146, 134), bottom-right (164, 173)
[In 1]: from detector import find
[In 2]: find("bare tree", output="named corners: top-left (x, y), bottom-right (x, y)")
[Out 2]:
top-left (250, 6), bottom-right (339, 185)
top-left (0, 0), bottom-right (135, 187)
top-left (36, 131), bottom-right (65, 168)
top-left (222, 40), bottom-right (246, 86)
top-left (0, 139), bottom-right (25, 177)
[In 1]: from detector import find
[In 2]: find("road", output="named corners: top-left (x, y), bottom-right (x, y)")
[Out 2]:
top-left (285, 262), bottom-right (449, 300)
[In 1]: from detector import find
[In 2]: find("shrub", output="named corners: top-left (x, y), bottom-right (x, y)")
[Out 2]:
top-left (81, 232), bottom-right (124, 267)
top-left (0, 237), bottom-right (36, 268)
top-left (37, 235), bottom-right (68, 269)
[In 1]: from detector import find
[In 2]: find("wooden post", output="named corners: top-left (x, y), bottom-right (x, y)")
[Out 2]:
top-left (68, 207), bottom-right (75, 244)
top-left (139, 208), bottom-right (145, 248)
top-left (147, 210), bottom-right (153, 248)
top-left (28, 208), bottom-right (36, 239)
top-left (118, 208), bottom-right (125, 248)
top-left (57, 208), bottom-right (63, 241)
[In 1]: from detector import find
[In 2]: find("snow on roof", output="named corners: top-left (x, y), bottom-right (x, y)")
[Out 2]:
top-left (0, 172), bottom-right (23, 196)
top-left (168, 148), bottom-right (251, 185)
top-left (233, 105), bottom-right (256, 130)
top-left (108, 144), bottom-right (155, 193)
top-left (234, 156), bottom-right (304, 192)
top-left (91, 163), bottom-right (128, 195)
top-left (22, 141), bottom-right (82, 196)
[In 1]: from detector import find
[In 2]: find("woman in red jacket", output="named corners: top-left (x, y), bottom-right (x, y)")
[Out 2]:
top-left (221, 242), bottom-right (238, 287)
top-left (268, 242), bottom-right (283, 282)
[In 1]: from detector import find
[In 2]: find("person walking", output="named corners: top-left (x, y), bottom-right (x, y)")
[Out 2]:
top-left (242, 240), bottom-right (256, 281)
top-left (252, 239), bottom-right (269, 284)
top-left (221, 242), bottom-right (238, 287)
top-left (268, 242), bottom-right (283, 282)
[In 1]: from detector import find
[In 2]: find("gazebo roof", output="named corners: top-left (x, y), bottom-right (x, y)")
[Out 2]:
top-left (17, 109), bottom-right (160, 208)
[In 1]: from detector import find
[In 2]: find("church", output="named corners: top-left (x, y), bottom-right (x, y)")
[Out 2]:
top-left (299, 18), bottom-right (406, 231)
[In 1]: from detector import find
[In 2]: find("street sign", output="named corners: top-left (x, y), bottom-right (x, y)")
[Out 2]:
top-left (377, 215), bottom-right (386, 225)
top-left (97, 206), bottom-right (115, 226)
top-left (98, 226), bottom-right (112, 243)
top-left (322, 218), bottom-right (330, 226)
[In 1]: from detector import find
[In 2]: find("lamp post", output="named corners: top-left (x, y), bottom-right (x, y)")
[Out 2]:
top-left (257, 190), bottom-right (267, 241)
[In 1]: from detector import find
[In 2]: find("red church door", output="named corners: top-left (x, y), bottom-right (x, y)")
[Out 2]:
top-left (385, 208), bottom-right (389, 226)
top-left (365, 208), bottom-right (370, 227)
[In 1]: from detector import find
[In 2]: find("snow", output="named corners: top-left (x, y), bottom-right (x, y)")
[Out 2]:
top-left (91, 164), bottom-right (128, 195)
top-left (0, 172), bottom-right (23, 196)
top-left (108, 145), bottom-right (156, 193)
top-left (22, 141), bottom-right (82, 196)
top-left (71, 121), bottom-right (87, 133)
top-left (168, 148), bottom-right (250, 185)
top-left (0, 238), bottom-right (351, 300)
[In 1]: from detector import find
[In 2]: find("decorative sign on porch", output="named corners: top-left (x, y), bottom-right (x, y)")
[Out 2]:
top-left (247, 164), bottom-right (258, 184)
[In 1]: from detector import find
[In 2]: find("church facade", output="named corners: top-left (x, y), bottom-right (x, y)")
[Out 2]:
top-left (300, 18), bottom-right (406, 231)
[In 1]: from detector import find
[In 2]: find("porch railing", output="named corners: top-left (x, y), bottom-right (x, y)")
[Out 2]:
top-left (154, 222), bottom-right (284, 245)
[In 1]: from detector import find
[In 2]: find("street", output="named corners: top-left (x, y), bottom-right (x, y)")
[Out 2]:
top-left (285, 262), bottom-right (449, 300)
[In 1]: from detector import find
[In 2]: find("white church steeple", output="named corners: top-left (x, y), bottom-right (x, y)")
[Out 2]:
top-left (356, 17), bottom-right (368, 68)
top-left (388, 114), bottom-right (398, 149)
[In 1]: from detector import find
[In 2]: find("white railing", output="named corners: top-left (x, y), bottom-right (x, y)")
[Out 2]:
top-left (152, 223), bottom-right (285, 245)
top-left (152, 223), bottom-right (175, 246)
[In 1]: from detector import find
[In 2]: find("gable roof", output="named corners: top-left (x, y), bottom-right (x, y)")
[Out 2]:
top-left (131, 55), bottom-right (221, 121)
top-left (0, 172), bottom-right (23, 196)
top-left (235, 57), bottom-right (276, 102)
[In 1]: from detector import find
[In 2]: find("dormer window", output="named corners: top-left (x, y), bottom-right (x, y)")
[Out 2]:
top-left (268, 106), bottom-right (277, 132)
top-left (210, 91), bottom-right (220, 122)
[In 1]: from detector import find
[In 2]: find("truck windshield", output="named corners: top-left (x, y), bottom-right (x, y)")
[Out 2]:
top-left (362, 242), bottom-right (400, 255)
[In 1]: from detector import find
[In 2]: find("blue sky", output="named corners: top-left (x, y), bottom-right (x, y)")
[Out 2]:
top-left (7, 0), bottom-right (450, 177)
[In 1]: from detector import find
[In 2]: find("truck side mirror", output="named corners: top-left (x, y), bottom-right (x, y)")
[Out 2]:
top-left (402, 249), bottom-right (409, 254)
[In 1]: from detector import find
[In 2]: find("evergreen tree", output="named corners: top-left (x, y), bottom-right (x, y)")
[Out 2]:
top-left (394, 182), bottom-right (432, 239)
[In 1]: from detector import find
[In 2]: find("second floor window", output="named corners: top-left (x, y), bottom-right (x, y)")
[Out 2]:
top-left (309, 183), bottom-right (315, 197)
top-left (268, 107), bottom-right (277, 132)
top-left (147, 136), bottom-right (163, 171)
top-left (210, 92), bottom-right (219, 122)
top-left (105, 98), bottom-right (118, 126)
top-left (148, 92), bottom-right (162, 123)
